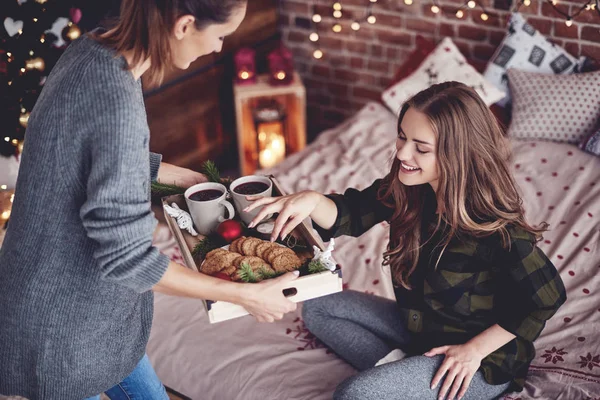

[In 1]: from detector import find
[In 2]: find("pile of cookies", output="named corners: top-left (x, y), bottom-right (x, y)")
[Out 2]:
top-left (202, 236), bottom-right (302, 281)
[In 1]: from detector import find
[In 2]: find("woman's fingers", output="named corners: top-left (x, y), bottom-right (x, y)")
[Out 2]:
top-left (271, 207), bottom-right (294, 241)
top-left (457, 372), bottom-right (474, 400)
top-left (431, 359), bottom-right (450, 389)
top-left (279, 215), bottom-right (305, 240)
top-left (244, 196), bottom-right (278, 213)
top-left (438, 368), bottom-right (458, 400)
top-left (447, 371), bottom-right (465, 400)
top-left (248, 202), bottom-right (281, 228)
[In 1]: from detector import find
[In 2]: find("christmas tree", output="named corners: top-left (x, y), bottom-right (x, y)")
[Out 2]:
top-left (1, 0), bottom-right (89, 158)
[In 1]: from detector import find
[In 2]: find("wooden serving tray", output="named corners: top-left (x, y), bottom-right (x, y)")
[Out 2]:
top-left (162, 175), bottom-right (343, 323)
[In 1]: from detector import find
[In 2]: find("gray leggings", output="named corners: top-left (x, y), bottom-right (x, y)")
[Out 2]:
top-left (302, 290), bottom-right (510, 400)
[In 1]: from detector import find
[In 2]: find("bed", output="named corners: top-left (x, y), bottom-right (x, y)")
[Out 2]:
top-left (148, 100), bottom-right (600, 400)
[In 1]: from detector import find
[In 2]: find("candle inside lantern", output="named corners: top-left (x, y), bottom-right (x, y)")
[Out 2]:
top-left (257, 121), bottom-right (286, 169)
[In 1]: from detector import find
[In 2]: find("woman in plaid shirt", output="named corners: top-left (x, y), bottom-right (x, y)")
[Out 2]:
top-left (246, 82), bottom-right (566, 400)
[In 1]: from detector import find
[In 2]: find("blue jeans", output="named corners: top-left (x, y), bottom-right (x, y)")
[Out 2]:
top-left (85, 354), bottom-right (168, 400)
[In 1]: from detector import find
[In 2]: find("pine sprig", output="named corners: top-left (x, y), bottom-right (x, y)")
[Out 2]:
top-left (238, 262), bottom-right (260, 283)
top-left (191, 236), bottom-right (221, 261)
top-left (308, 260), bottom-right (329, 274)
top-left (201, 160), bottom-right (232, 189)
top-left (151, 182), bottom-right (186, 198)
top-left (257, 267), bottom-right (285, 280)
top-left (201, 161), bottom-right (222, 183)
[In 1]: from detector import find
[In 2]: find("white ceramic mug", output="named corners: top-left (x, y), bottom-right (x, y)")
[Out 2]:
top-left (184, 182), bottom-right (235, 235)
top-left (229, 175), bottom-right (273, 225)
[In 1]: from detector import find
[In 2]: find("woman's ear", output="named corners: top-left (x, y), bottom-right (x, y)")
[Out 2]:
top-left (173, 15), bottom-right (196, 40)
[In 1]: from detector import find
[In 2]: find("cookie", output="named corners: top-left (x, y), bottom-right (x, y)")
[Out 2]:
top-left (262, 243), bottom-right (283, 262)
top-left (255, 242), bottom-right (273, 259)
top-left (271, 252), bottom-right (302, 272)
top-left (241, 237), bottom-right (262, 256)
top-left (237, 256), bottom-right (268, 271)
top-left (266, 246), bottom-right (295, 265)
top-left (202, 251), bottom-right (240, 274)
top-left (230, 236), bottom-right (246, 254)
top-left (205, 248), bottom-right (227, 260)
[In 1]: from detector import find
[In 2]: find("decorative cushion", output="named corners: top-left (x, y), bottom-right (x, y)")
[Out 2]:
top-left (580, 126), bottom-right (600, 156)
top-left (388, 36), bottom-right (437, 88)
top-left (484, 13), bottom-right (581, 107)
top-left (507, 68), bottom-right (600, 144)
top-left (381, 37), bottom-right (506, 117)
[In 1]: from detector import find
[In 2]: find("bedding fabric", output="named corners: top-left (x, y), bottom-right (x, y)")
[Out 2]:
top-left (483, 12), bottom-right (582, 108)
top-left (149, 102), bottom-right (600, 400)
top-left (381, 37), bottom-right (506, 117)
top-left (507, 68), bottom-right (600, 144)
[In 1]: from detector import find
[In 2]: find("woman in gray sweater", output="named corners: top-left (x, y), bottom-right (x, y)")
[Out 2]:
top-left (0, 1), bottom-right (299, 399)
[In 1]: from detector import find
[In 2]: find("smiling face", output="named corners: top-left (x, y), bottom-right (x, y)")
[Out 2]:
top-left (169, 3), bottom-right (247, 70)
top-left (395, 107), bottom-right (440, 191)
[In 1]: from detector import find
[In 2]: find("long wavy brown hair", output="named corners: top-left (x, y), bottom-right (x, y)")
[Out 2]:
top-left (379, 81), bottom-right (546, 289)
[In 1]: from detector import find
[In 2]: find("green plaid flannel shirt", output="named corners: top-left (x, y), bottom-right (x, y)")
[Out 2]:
top-left (313, 179), bottom-right (567, 392)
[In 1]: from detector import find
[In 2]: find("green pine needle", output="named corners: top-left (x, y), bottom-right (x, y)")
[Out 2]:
top-left (151, 182), bottom-right (186, 198)
top-left (308, 260), bottom-right (329, 274)
top-left (201, 161), bottom-right (222, 184)
top-left (191, 236), bottom-right (220, 261)
top-left (257, 267), bottom-right (285, 280)
top-left (238, 262), bottom-right (260, 283)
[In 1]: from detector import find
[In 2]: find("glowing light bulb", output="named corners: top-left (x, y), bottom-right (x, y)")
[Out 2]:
top-left (333, 2), bottom-right (342, 10)
top-left (367, 15), bottom-right (376, 23)
top-left (468, 0), bottom-right (476, 8)
top-left (456, 10), bottom-right (464, 18)
top-left (551, 0), bottom-right (557, 5)
top-left (351, 21), bottom-right (360, 30)
top-left (565, 18), bottom-right (572, 26)
top-left (312, 14), bottom-right (322, 23)
top-left (431, 5), bottom-right (440, 13)
top-left (405, 0), bottom-right (413, 4)
top-left (333, 10), bottom-right (342, 18)
top-left (481, 13), bottom-right (489, 20)
top-left (332, 23), bottom-right (342, 32)
top-left (309, 32), bottom-right (319, 41)
top-left (524, 0), bottom-right (531, 6)
top-left (313, 49), bottom-right (323, 59)
top-left (0, 184), bottom-right (6, 190)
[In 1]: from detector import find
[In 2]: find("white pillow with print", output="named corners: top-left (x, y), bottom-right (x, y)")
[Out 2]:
top-left (484, 12), bottom-right (581, 107)
top-left (381, 37), bottom-right (506, 117)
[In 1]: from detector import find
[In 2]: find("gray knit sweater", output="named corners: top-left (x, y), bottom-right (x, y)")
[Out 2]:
top-left (0, 33), bottom-right (170, 399)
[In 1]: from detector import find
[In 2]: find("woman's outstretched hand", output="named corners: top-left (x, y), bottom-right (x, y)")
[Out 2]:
top-left (425, 344), bottom-right (484, 400)
top-left (244, 190), bottom-right (322, 242)
top-left (237, 271), bottom-right (300, 322)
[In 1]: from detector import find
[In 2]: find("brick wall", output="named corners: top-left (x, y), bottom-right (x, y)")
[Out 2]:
top-left (278, 0), bottom-right (600, 138)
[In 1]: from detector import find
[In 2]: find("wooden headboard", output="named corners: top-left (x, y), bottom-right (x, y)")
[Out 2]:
top-left (144, 0), bottom-right (279, 171)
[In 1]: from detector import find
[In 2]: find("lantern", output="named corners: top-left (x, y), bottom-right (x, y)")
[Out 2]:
top-left (267, 46), bottom-right (294, 86)
top-left (234, 47), bottom-right (256, 85)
